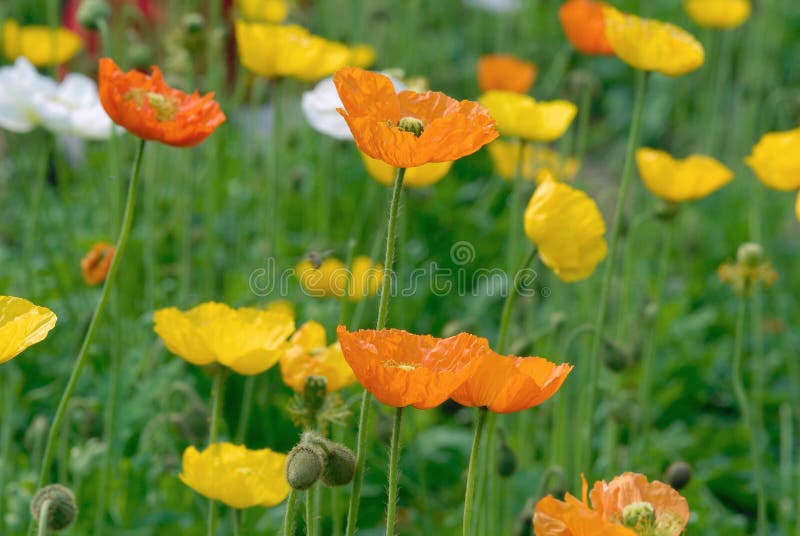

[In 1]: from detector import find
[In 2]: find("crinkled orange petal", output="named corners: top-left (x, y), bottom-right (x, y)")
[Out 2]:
top-left (534, 494), bottom-right (636, 535)
top-left (559, 0), bottom-right (616, 56)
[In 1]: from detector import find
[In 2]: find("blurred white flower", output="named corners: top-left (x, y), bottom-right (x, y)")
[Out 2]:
top-left (464, 0), bottom-right (521, 14)
top-left (301, 74), bottom-right (406, 141)
top-left (0, 57), bottom-right (116, 140)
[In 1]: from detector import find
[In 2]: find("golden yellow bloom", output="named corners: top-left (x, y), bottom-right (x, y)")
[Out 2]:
top-left (745, 128), bottom-right (800, 191)
top-left (3, 19), bottom-right (81, 67)
top-left (348, 44), bottom-right (376, 69)
top-left (235, 22), bottom-right (351, 82)
top-left (360, 152), bottom-right (453, 188)
top-left (489, 140), bottom-right (579, 183)
top-left (180, 442), bottom-right (290, 509)
top-left (602, 7), bottom-right (704, 76)
top-left (479, 91), bottom-right (577, 142)
top-left (237, 0), bottom-right (289, 23)
top-left (684, 0), bottom-right (751, 29)
top-left (296, 256), bottom-right (382, 301)
top-left (266, 299), bottom-right (295, 317)
top-left (636, 148), bottom-right (733, 203)
top-left (0, 296), bottom-right (57, 365)
top-left (153, 302), bottom-right (295, 375)
top-left (524, 181), bottom-right (607, 282)
top-left (279, 321), bottom-right (356, 392)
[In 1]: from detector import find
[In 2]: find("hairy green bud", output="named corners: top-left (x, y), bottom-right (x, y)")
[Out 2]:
top-left (30, 484), bottom-right (78, 532)
top-left (286, 444), bottom-right (325, 490)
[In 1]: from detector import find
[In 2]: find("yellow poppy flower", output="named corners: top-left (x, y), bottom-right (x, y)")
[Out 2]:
top-left (153, 302), bottom-right (295, 375)
top-left (635, 148), bottom-right (733, 202)
top-left (360, 152), bottom-right (453, 188)
top-left (488, 139), bottom-right (579, 183)
top-left (0, 296), bottom-right (57, 365)
top-left (745, 128), bottom-right (800, 191)
top-left (296, 256), bottom-right (382, 302)
top-left (3, 19), bottom-right (82, 67)
top-left (348, 44), bottom-right (376, 69)
top-left (602, 7), bottom-right (705, 76)
top-left (235, 22), bottom-right (351, 82)
top-left (279, 321), bottom-right (356, 392)
top-left (237, 0), bottom-right (289, 23)
top-left (684, 0), bottom-right (751, 29)
top-left (265, 299), bottom-right (295, 317)
top-left (180, 442), bottom-right (290, 509)
top-left (524, 181), bottom-right (607, 282)
top-left (479, 91), bottom-right (577, 142)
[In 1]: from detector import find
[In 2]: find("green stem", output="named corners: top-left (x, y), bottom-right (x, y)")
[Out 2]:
top-left (282, 489), bottom-right (300, 536)
top-left (36, 499), bottom-right (52, 536)
top-left (15, 135), bottom-right (52, 294)
top-left (306, 486), bottom-right (317, 536)
top-left (462, 407), bottom-right (488, 536)
top-left (345, 168), bottom-right (406, 536)
top-left (385, 407), bottom-right (404, 536)
top-left (497, 247), bottom-right (538, 354)
top-left (235, 376), bottom-right (256, 444)
top-left (579, 70), bottom-right (648, 473)
top-left (575, 78), bottom-right (593, 166)
top-left (0, 367), bottom-right (17, 534)
top-left (207, 368), bottom-right (226, 536)
top-left (731, 296), bottom-right (767, 535)
top-left (31, 139), bottom-right (146, 516)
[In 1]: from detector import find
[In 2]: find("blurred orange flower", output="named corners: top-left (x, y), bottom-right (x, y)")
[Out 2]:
top-left (558, 0), bottom-right (615, 56)
top-left (333, 67), bottom-right (498, 168)
top-left (98, 58), bottom-right (225, 147)
top-left (81, 242), bottom-right (115, 286)
top-left (280, 321), bottom-right (356, 393)
top-left (477, 54), bottom-right (537, 94)
top-left (451, 350), bottom-right (572, 413)
top-left (336, 326), bottom-right (488, 409)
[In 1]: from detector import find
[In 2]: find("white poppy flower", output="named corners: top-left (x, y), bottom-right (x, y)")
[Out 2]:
top-left (463, 0), bottom-right (521, 14)
top-left (32, 73), bottom-right (117, 140)
top-left (0, 57), bottom-right (57, 133)
top-left (301, 74), bottom-right (406, 141)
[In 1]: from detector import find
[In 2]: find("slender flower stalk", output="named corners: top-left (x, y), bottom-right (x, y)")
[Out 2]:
top-left (345, 167), bottom-right (406, 536)
top-left (462, 407), bottom-right (488, 535)
top-left (283, 489), bottom-right (300, 536)
top-left (306, 485), bottom-right (317, 536)
top-left (385, 407), bottom-right (404, 535)
top-left (508, 138), bottom-right (526, 272)
top-left (207, 368), bottom-right (227, 536)
top-left (36, 500), bottom-right (52, 536)
top-left (579, 69), bottom-right (648, 471)
top-left (31, 139), bottom-right (147, 536)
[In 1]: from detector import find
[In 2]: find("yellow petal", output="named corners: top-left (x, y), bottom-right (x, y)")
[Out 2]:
top-left (265, 299), bottom-right (295, 317)
top-left (360, 151), bottom-right (452, 188)
top-left (348, 256), bottom-right (383, 302)
top-left (237, 0), bottom-right (289, 23)
top-left (3, 19), bottom-right (82, 67)
top-left (745, 128), bottom-right (800, 191)
top-left (348, 44), bottom-right (376, 69)
top-left (636, 148), bottom-right (733, 202)
top-left (0, 296), bottom-right (57, 365)
top-left (683, 0), bottom-right (751, 29)
top-left (280, 322), bottom-right (356, 393)
top-left (479, 91), bottom-right (577, 142)
top-left (488, 139), bottom-right (579, 182)
top-left (603, 7), bottom-right (705, 76)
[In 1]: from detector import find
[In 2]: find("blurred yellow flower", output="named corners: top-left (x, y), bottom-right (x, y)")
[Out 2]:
top-left (265, 299), bottom-right (295, 317)
top-left (0, 296), bottom-right (57, 365)
top-left (684, 0), bottom-right (751, 29)
top-left (746, 128), bottom-right (800, 191)
top-left (279, 321), bottom-right (356, 392)
top-left (636, 148), bottom-right (733, 202)
top-left (348, 44), bottom-right (376, 69)
top-left (235, 22), bottom-right (351, 82)
top-left (360, 152), bottom-right (452, 188)
top-left (488, 140), bottom-right (579, 183)
top-left (237, 0), bottom-right (289, 23)
top-left (3, 19), bottom-right (81, 67)
top-left (153, 302), bottom-right (295, 375)
top-left (296, 256), bottom-right (382, 302)
top-left (524, 181), bottom-right (607, 282)
top-left (602, 7), bottom-right (704, 76)
top-left (479, 91), bottom-right (577, 142)
top-left (180, 442), bottom-right (290, 509)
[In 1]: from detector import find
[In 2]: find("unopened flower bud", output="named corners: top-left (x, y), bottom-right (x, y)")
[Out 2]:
top-left (76, 0), bottom-right (110, 31)
top-left (30, 484), bottom-right (78, 532)
top-left (737, 242), bottom-right (763, 268)
top-left (654, 200), bottom-right (680, 221)
top-left (182, 12), bottom-right (206, 33)
top-left (496, 433), bottom-right (517, 478)
top-left (398, 116), bottom-right (424, 137)
top-left (622, 501), bottom-right (655, 530)
top-left (286, 444), bottom-right (325, 490)
top-left (665, 460), bottom-right (692, 491)
top-left (303, 375), bottom-right (328, 416)
top-left (320, 442), bottom-right (356, 487)
top-left (601, 338), bottom-right (633, 372)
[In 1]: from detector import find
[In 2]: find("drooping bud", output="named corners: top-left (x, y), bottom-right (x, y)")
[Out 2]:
top-left (303, 375), bottom-right (328, 417)
top-left (320, 442), bottom-right (356, 487)
top-left (30, 484), bottom-right (78, 532)
top-left (397, 116), bottom-right (424, 137)
top-left (24, 415), bottom-right (49, 454)
top-left (601, 338), bottom-right (633, 372)
top-left (76, 0), bottom-right (110, 31)
top-left (622, 501), bottom-right (656, 531)
top-left (286, 444), bottom-right (325, 490)
top-left (665, 460), bottom-right (692, 491)
top-left (496, 430), bottom-right (517, 478)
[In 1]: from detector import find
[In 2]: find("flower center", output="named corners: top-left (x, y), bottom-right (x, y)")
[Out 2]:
top-left (622, 501), bottom-right (656, 534)
top-left (396, 116), bottom-right (425, 137)
top-left (125, 88), bottom-right (180, 122)
top-left (382, 359), bottom-right (418, 371)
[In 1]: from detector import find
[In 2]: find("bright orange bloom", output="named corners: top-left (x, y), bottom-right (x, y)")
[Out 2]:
top-left (451, 350), bottom-right (572, 413)
top-left (336, 326), bottom-right (488, 409)
top-left (534, 494), bottom-right (635, 535)
top-left (477, 54), bottom-right (537, 94)
top-left (333, 67), bottom-right (498, 168)
top-left (98, 58), bottom-right (225, 147)
top-left (80, 242), bottom-right (115, 286)
top-left (558, 0), bottom-right (615, 56)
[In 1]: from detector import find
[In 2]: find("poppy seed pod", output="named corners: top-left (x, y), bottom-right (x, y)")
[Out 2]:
top-left (398, 116), bottom-right (425, 137)
top-left (76, 0), bottom-right (110, 31)
top-left (320, 442), bottom-right (356, 487)
top-left (622, 501), bottom-right (656, 530)
top-left (286, 444), bottom-right (325, 490)
top-left (665, 461), bottom-right (693, 491)
top-left (30, 484), bottom-right (78, 532)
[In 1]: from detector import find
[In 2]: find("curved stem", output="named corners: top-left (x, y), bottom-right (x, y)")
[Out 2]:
top-left (207, 367), bottom-right (226, 536)
top-left (282, 489), bottom-right (300, 536)
top-left (36, 499), bottom-right (52, 536)
top-left (462, 407), bottom-right (488, 535)
top-left (579, 70), bottom-right (648, 472)
top-left (32, 139), bottom-right (146, 506)
top-left (345, 168), bottom-right (406, 536)
top-left (385, 407), bottom-right (404, 536)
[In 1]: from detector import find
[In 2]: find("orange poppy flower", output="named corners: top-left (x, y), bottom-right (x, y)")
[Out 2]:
top-left (558, 0), bottom-right (615, 56)
top-left (534, 494), bottom-right (635, 535)
top-left (450, 350), bottom-right (572, 413)
top-left (477, 54), bottom-right (537, 94)
top-left (333, 67), bottom-right (498, 168)
top-left (336, 326), bottom-right (488, 409)
top-left (80, 242), bottom-right (115, 286)
top-left (589, 473), bottom-right (689, 535)
top-left (98, 58), bottom-right (226, 147)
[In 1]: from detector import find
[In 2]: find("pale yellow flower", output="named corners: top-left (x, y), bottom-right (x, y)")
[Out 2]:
top-left (3, 19), bottom-right (81, 67)
top-left (279, 321), bottom-right (356, 392)
top-left (636, 148), bottom-right (733, 202)
top-left (479, 91), bottom-right (577, 142)
top-left (0, 296), bottom-right (57, 365)
top-left (683, 0), bottom-right (751, 29)
top-left (360, 151), bottom-right (452, 188)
